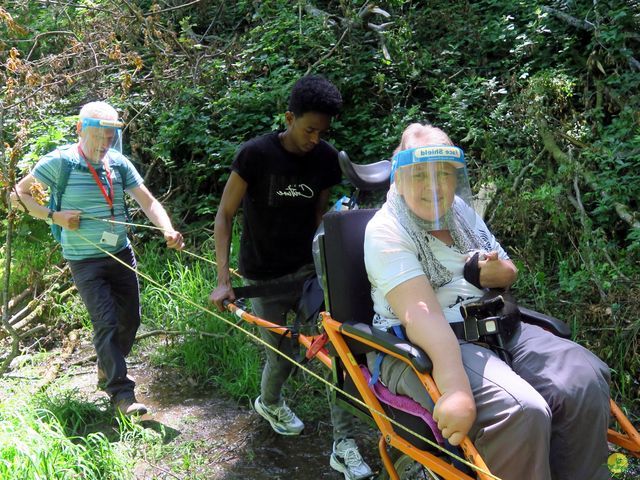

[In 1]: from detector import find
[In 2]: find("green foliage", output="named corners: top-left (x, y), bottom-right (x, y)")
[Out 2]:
top-left (18, 115), bottom-right (78, 169)
top-left (3, 0), bottom-right (639, 410)
top-left (0, 390), bottom-right (132, 479)
top-left (136, 240), bottom-right (327, 417)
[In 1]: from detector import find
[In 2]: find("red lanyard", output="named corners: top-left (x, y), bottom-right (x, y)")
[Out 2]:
top-left (78, 145), bottom-right (115, 219)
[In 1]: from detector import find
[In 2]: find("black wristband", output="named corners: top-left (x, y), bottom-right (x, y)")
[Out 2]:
top-left (464, 251), bottom-right (483, 289)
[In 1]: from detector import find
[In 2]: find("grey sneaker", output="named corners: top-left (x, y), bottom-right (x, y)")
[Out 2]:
top-left (330, 438), bottom-right (373, 480)
top-left (253, 395), bottom-right (304, 436)
top-left (114, 396), bottom-right (148, 417)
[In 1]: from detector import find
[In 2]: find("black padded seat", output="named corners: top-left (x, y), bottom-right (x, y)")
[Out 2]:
top-left (321, 209), bottom-right (433, 372)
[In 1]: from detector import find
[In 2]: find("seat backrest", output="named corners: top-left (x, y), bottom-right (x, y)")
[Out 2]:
top-left (320, 209), bottom-right (377, 325)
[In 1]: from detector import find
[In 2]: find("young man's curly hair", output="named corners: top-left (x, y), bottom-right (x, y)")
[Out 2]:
top-left (288, 75), bottom-right (343, 117)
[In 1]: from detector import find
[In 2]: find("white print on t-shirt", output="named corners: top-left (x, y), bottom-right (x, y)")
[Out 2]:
top-left (276, 183), bottom-right (314, 198)
top-left (449, 295), bottom-right (478, 309)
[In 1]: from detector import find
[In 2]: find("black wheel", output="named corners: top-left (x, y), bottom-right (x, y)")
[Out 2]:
top-left (377, 449), bottom-right (441, 480)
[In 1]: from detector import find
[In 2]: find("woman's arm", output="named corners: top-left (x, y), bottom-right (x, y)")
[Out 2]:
top-left (386, 275), bottom-right (476, 446)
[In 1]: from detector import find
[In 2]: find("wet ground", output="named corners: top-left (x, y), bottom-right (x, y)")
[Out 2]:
top-left (7, 336), bottom-right (639, 480)
top-left (62, 346), bottom-right (381, 480)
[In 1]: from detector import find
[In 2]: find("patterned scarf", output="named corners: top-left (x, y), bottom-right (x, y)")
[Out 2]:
top-left (386, 184), bottom-right (486, 289)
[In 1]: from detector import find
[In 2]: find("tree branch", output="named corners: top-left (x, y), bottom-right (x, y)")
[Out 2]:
top-left (539, 124), bottom-right (638, 231)
top-left (26, 31), bottom-right (82, 62)
top-left (541, 6), bottom-right (595, 31)
top-left (145, 0), bottom-right (202, 16)
top-left (69, 329), bottom-right (227, 366)
top-left (0, 103), bottom-right (22, 377)
top-left (305, 27), bottom-right (350, 76)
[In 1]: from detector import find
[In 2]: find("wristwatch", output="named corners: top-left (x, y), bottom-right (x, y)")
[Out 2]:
top-left (45, 209), bottom-right (55, 225)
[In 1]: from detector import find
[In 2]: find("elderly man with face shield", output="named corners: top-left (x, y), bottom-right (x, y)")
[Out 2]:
top-left (364, 123), bottom-right (611, 480)
top-left (12, 101), bottom-right (184, 416)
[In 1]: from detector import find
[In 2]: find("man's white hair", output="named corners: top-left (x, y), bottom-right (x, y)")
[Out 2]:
top-left (79, 101), bottom-right (118, 121)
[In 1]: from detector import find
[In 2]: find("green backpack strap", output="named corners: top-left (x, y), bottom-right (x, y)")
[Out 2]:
top-left (111, 160), bottom-right (132, 229)
top-left (48, 152), bottom-right (77, 242)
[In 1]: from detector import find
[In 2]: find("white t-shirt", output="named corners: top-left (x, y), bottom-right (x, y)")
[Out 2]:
top-left (364, 202), bottom-right (509, 329)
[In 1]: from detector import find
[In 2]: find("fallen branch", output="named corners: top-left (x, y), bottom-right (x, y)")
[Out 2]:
top-left (26, 31), bottom-right (83, 62)
top-left (36, 330), bottom-right (80, 391)
top-left (614, 203), bottom-right (640, 230)
top-left (0, 286), bottom-right (33, 316)
top-left (541, 6), bottom-right (594, 31)
top-left (541, 6), bottom-right (639, 72)
top-left (19, 324), bottom-right (46, 339)
top-left (144, 0), bottom-right (202, 16)
top-left (305, 27), bottom-right (350, 75)
top-left (135, 329), bottom-right (227, 341)
top-left (8, 299), bottom-right (38, 326)
top-left (10, 304), bottom-right (44, 331)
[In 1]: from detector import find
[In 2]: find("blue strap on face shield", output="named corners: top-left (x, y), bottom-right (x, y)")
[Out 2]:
top-left (80, 117), bottom-right (124, 155)
top-left (390, 145), bottom-right (466, 182)
top-left (81, 117), bottom-right (124, 130)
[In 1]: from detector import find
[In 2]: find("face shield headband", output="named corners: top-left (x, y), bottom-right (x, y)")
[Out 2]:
top-left (390, 145), bottom-right (465, 182)
top-left (79, 117), bottom-right (124, 162)
top-left (390, 145), bottom-right (476, 230)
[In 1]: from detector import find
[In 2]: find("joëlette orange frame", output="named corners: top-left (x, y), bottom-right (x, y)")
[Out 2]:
top-left (226, 303), bottom-right (640, 479)
top-left (323, 314), bottom-right (494, 480)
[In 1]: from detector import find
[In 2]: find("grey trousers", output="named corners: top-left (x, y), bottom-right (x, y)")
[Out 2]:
top-left (247, 264), bottom-right (356, 441)
top-left (69, 245), bottom-right (141, 402)
top-left (368, 322), bottom-right (611, 480)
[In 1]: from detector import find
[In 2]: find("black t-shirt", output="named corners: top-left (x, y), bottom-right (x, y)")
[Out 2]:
top-left (232, 132), bottom-right (341, 280)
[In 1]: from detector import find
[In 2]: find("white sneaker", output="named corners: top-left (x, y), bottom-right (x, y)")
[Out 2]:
top-left (254, 395), bottom-right (304, 436)
top-left (330, 437), bottom-right (373, 480)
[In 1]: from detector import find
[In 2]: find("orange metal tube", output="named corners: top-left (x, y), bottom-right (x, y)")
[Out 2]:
top-left (609, 399), bottom-right (640, 455)
top-left (225, 302), bottom-right (332, 369)
top-left (323, 315), bottom-right (492, 480)
top-left (379, 435), bottom-right (400, 480)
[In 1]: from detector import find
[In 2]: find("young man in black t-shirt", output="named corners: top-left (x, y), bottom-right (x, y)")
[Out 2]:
top-left (210, 75), bottom-right (373, 480)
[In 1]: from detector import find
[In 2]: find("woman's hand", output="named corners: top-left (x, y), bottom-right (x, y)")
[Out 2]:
top-left (433, 389), bottom-right (477, 446)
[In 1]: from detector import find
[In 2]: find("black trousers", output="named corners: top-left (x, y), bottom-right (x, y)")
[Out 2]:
top-left (69, 245), bottom-right (140, 401)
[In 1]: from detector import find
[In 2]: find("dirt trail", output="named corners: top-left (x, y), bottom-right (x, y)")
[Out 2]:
top-left (61, 341), bottom-right (381, 480)
top-left (10, 334), bottom-right (638, 479)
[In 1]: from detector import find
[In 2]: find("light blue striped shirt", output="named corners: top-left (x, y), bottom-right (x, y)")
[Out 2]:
top-left (32, 144), bottom-right (143, 260)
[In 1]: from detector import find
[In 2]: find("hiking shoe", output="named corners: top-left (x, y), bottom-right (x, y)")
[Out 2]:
top-left (113, 396), bottom-right (148, 417)
top-left (253, 395), bottom-right (304, 436)
top-left (330, 438), bottom-right (373, 480)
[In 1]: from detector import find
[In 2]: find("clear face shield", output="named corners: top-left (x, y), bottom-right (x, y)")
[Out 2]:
top-left (391, 145), bottom-right (476, 230)
top-left (78, 117), bottom-right (123, 163)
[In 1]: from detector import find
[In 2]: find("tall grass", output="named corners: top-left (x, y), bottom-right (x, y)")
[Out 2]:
top-left (135, 239), bottom-right (329, 416)
top-left (0, 389), bottom-right (132, 480)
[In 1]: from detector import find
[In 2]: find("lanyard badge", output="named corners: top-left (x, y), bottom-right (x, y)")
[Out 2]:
top-left (79, 146), bottom-right (120, 245)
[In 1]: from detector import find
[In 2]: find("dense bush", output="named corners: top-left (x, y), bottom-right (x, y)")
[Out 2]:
top-left (2, 0), bottom-right (638, 406)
